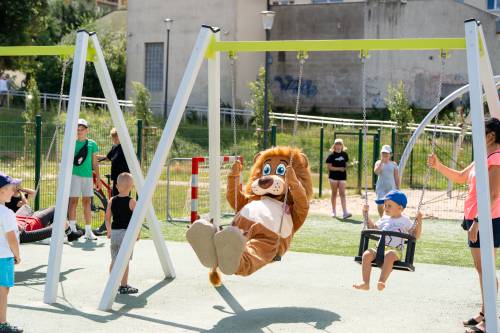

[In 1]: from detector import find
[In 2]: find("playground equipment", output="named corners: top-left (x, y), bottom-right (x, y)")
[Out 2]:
top-left (0, 30), bottom-right (176, 305)
top-left (98, 21), bottom-right (498, 333)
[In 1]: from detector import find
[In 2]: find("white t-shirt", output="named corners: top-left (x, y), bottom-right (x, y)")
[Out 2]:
top-left (375, 215), bottom-right (413, 251)
top-left (0, 79), bottom-right (8, 92)
top-left (0, 204), bottom-right (19, 258)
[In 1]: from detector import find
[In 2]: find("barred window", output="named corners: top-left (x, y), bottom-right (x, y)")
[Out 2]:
top-left (145, 42), bottom-right (164, 92)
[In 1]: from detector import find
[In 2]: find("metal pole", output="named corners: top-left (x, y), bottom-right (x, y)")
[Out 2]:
top-left (464, 19), bottom-right (498, 333)
top-left (271, 124), bottom-right (277, 146)
top-left (357, 129), bottom-right (362, 195)
top-left (44, 30), bottom-right (89, 304)
top-left (208, 31), bottom-right (221, 227)
top-left (263, 29), bottom-right (271, 149)
top-left (34, 114), bottom-right (42, 211)
top-left (391, 127), bottom-right (396, 161)
top-left (319, 126), bottom-right (324, 197)
top-left (163, 29), bottom-right (171, 119)
top-left (136, 119), bottom-right (143, 163)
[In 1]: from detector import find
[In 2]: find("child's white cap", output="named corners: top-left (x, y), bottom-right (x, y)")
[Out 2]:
top-left (78, 118), bottom-right (88, 128)
top-left (381, 145), bottom-right (392, 154)
top-left (334, 138), bottom-right (344, 145)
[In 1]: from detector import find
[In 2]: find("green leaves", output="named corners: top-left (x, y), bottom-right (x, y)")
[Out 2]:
top-left (385, 81), bottom-right (413, 133)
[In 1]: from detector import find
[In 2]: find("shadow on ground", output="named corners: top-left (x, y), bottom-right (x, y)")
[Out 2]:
top-left (206, 306), bottom-right (341, 333)
top-left (15, 265), bottom-right (82, 286)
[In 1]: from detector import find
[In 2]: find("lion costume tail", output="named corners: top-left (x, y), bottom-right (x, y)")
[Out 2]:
top-left (209, 267), bottom-right (222, 287)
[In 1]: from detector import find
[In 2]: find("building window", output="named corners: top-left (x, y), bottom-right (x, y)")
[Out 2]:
top-left (487, 0), bottom-right (500, 10)
top-left (145, 43), bottom-right (164, 92)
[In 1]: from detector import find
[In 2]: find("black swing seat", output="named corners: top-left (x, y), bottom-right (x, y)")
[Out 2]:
top-left (354, 229), bottom-right (416, 272)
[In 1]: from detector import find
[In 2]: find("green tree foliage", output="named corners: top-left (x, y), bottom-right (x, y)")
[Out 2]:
top-left (132, 81), bottom-right (152, 127)
top-left (0, 0), bottom-right (49, 68)
top-left (25, 77), bottom-right (42, 122)
top-left (385, 81), bottom-right (413, 133)
top-left (246, 67), bottom-right (273, 148)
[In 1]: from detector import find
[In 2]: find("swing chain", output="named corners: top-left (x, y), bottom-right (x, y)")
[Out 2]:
top-left (228, 51), bottom-right (240, 213)
top-left (360, 51), bottom-right (369, 228)
top-left (415, 50), bottom-right (446, 219)
top-left (229, 51), bottom-right (238, 149)
top-left (34, 58), bottom-right (69, 196)
top-left (292, 51), bottom-right (307, 138)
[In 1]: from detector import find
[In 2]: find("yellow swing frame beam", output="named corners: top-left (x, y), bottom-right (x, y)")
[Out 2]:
top-left (0, 45), bottom-right (96, 61)
top-left (206, 37), bottom-right (467, 57)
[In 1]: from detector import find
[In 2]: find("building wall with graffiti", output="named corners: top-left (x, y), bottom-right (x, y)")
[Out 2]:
top-left (269, 1), bottom-right (500, 113)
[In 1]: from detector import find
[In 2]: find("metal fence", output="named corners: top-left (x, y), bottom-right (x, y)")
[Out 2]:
top-left (0, 109), bottom-right (473, 222)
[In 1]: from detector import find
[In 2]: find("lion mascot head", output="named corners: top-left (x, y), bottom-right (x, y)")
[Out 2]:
top-left (244, 146), bottom-right (313, 204)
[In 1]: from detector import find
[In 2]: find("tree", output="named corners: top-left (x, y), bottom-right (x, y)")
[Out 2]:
top-left (246, 67), bottom-right (273, 148)
top-left (23, 77), bottom-right (42, 158)
top-left (132, 82), bottom-right (152, 162)
top-left (0, 0), bottom-right (49, 68)
top-left (385, 81), bottom-right (413, 133)
top-left (385, 81), bottom-right (413, 160)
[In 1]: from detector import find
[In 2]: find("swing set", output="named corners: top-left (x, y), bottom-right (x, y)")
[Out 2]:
top-left (1, 21), bottom-right (498, 331)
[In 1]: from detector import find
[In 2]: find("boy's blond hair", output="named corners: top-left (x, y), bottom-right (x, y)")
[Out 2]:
top-left (110, 128), bottom-right (118, 138)
top-left (117, 172), bottom-right (133, 188)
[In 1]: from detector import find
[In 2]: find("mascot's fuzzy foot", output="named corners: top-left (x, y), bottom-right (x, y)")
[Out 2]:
top-left (214, 226), bottom-right (246, 275)
top-left (186, 219), bottom-right (218, 268)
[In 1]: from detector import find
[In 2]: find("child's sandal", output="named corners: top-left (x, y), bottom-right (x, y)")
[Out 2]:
top-left (118, 285), bottom-right (138, 294)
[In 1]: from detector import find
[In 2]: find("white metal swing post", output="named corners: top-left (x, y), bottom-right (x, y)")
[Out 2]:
top-left (44, 30), bottom-right (172, 305)
top-left (98, 26), bottom-right (215, 310)
top-left (464, 19), bottom-right (499, 333)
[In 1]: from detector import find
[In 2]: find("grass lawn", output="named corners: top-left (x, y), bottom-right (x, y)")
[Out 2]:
top-left (143, 213), bottom-right (500, 268)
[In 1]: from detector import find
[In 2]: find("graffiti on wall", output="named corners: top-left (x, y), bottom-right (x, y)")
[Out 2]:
top-left (274, 75), bottom-right (318, 98)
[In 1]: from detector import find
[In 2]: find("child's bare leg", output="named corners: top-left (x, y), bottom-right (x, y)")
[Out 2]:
top-left (121, 263), bottom-right (129, 287)
top-left (0, 287), bottom-right (9, 323)
top-left (82, 197), bottom-right (92, 226)
top-left (377, 204), bottom-right (384, 217)
top-left (68, 197), bottom-right (79, 221)
top-left (109, 259), bottom-right (115, 273)
top-left (338, 181), bottom-right (348, 215)
top-left (330, 181), bottom-right (338, 214)
top-left (353, 249), bottom-right (375, 290)
top-left (378, 250), bottom-right (399, 291)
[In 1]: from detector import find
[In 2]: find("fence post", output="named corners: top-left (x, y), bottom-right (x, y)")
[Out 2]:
top-left (34, 114), bottom-right (42, 211)
top-left (271, 125), bottom-right (277, 147)
top-left (357, 129), bottom-right (363, 194)
top-left (136, 119), bottom-right (143, 163)
top-left (391, 127), bottom-right (396, 161)
top-left (319, 126), bottom-right (324, 197)
top-left (43, 94), bottom-right (47, 112)
top-left (373, 129), bottom-right (381, 189)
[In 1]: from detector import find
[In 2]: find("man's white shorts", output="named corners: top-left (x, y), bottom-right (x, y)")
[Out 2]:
top-left (70, 175), bottom-right (94, 197)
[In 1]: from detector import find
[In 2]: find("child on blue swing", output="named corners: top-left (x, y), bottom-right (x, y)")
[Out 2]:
top-left (353, 190), bottom-right (423, 291)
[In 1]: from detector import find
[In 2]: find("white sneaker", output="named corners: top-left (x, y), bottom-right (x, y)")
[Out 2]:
top-left (84, 230), bottom-right (98, 240)
top-left (331, 211), bottom-right (337, 218)
top-left (40, 238), bottom-right (51, 245)
top-left (343, 212), bottom-right (352, 219)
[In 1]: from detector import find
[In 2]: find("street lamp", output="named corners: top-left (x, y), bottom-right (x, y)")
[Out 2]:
top-left (260, 10), bottom-right (275, 149)
top-left (163, 18), bottom-right (174, 120)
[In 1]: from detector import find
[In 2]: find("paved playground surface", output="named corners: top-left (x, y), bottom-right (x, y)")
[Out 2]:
top-left (8, 239), bottom-right (493, 333)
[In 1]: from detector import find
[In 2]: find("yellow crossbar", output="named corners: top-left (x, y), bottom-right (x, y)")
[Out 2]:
top-left (213, 38), bottom-right (467, 53)
top-left (0, 45), bottom-right (96, 61)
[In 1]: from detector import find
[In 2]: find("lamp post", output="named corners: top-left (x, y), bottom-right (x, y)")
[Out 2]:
top-left (260, 10), bottom-right (275, 149)
top-left (163, 18), bottom-right (174, 120)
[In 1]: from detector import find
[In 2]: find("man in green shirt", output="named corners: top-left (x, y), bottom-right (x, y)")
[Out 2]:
top-left (68, 119), bottom-right (101, 240)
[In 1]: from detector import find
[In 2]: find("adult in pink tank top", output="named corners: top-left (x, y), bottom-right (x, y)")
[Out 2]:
top-left (428, 117), bottom-right (500, 333)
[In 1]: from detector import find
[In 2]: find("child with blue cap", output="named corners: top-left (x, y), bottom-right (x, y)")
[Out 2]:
top-left (353, 189), bottom-right (422, 291)
top-left (0, 173), bottom-right (23, 332)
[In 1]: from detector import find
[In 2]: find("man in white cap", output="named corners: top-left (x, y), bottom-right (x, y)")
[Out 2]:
top-left (374, 145), bottom-right (400, 217)
top-left (68, 118), bottom-right (101, 240)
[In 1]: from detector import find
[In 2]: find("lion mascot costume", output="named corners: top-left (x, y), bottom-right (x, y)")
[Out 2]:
top-left (186, 146), bottom-right (313, 286)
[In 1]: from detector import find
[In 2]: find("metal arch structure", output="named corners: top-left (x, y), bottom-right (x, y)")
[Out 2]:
top-left (398, 76), bottom-right (500, 179)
